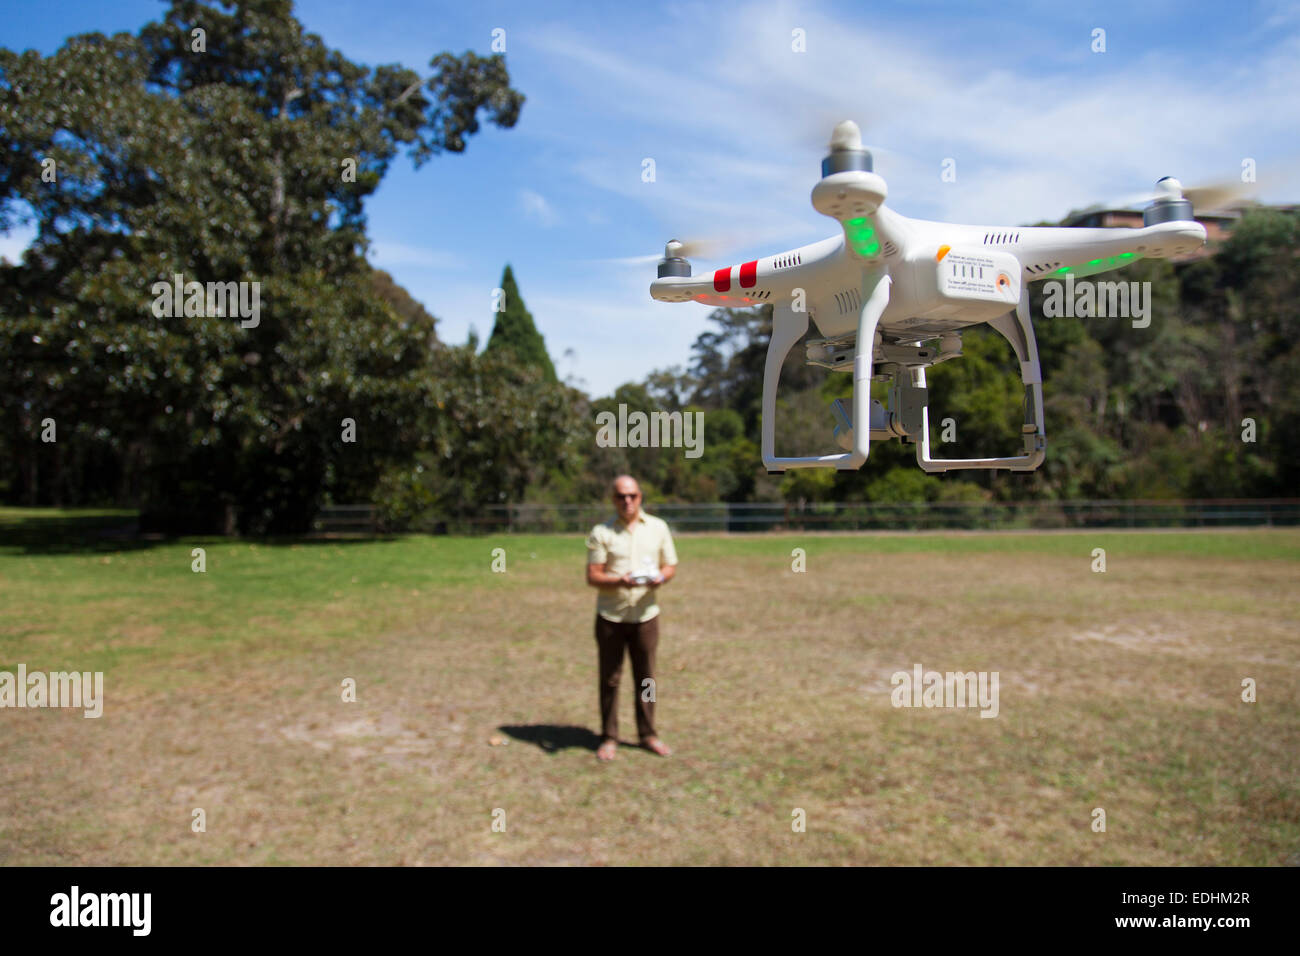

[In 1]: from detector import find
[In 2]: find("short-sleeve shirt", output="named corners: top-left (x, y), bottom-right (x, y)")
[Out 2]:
top-left (586, 512), bottom-right (679, 623)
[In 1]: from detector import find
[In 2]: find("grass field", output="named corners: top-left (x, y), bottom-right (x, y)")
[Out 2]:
top-left (1, 508), bottom-right (1297, 865)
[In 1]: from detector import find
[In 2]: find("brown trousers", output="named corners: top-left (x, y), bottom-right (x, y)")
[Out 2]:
top-left (595, 613), bottom-right (659, 742)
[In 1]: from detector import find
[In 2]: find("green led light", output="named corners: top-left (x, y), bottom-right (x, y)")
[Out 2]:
top-left (1088, 259), bottom-right (1102, 266)
top-left (844, 216), bottom-right (875, 251)
top-left (1057, 266), bottom-right (1071, 273)
top-left (1120, 252), bottom-right (1135, 259)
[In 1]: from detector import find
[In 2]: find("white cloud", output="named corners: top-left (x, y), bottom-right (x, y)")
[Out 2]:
top-left (519, 188), bottom-right (559, 226)
top-left (532, 1), bottom-right (1300, 232)
top-left (365, 240), bottom-right (465, 271)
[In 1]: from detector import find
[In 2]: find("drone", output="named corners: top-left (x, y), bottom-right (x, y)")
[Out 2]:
top-left (648, 121), bottom-right (1208, 474)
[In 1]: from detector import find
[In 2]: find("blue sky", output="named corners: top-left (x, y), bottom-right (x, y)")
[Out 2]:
top-left (2, 0), bottom-right (1297, 395)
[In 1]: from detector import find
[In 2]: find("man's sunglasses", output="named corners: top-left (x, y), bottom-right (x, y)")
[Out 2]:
top-left (613, 493), bottom-right (640, 500)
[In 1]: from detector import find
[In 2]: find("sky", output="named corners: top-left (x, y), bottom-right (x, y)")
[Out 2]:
top-left (2, 0), bottom-right (1298, 395)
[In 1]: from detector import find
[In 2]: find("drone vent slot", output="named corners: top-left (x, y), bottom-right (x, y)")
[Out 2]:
top-left (883, 241), bottom-right (898, 257)
top-left (834, 288), bottom-right (862, 315)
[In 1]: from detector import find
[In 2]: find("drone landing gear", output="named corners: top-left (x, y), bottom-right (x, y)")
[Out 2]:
top-left (762, 272), bottom-right (890, 472)
top-left (915, 294), bottom-right (1046, 472)
top-left (762, 283), bottom-right (1047, 474)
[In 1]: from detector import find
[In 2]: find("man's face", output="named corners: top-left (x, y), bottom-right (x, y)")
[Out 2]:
top-left (612, 480), bottom-right (641, 522)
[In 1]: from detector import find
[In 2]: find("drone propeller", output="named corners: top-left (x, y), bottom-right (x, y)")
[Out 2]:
top-left (794, 109), bottom-right (902, 165)
top-left (656, 239), bottom-right (702, 278)
top-left (822, 119), bottom-right (875, 176)
top-left (1108, 175), bottom-right (1261, 217)
top-left (595, 235), bottom-right (742, 270)
top-left (1144, 175), bottom-right (1268, 226)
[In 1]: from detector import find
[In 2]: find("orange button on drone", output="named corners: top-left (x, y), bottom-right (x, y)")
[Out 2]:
top-left (936, 244), bottom-right (951, 262)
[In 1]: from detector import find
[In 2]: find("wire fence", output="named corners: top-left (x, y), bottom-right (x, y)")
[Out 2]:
top-left (312, 499), bottom-right (1300, 536)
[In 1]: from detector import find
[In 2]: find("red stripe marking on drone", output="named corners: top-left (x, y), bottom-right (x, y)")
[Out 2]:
top-left (713, 268), bottom-right (732, 293)
top-left (739, 260), bottom-right (758, 288)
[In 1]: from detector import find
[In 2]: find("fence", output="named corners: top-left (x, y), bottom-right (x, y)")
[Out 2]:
top-left (310, 504), bottom-right (378, 535)
top-left (313, 499), bottom-right (1300, 536)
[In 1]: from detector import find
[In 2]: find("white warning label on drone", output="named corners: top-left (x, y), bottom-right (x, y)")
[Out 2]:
top-left (939, 250), bottom-right (1019, 302)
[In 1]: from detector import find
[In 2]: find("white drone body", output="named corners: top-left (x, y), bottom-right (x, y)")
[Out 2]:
top-left (649, 122), bottom-right (1207, 473)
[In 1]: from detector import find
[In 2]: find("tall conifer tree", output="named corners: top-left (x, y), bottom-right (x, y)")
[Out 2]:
top-left (485, 264), bottom-right (557, 382)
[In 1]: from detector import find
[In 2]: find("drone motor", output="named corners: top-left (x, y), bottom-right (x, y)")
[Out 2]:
top-left (821, 120), bottom-right (874, 176)
top-left (1143, 177), bottom-right (1195, 226)
top-left (656, 239), bottom-right (691, 278)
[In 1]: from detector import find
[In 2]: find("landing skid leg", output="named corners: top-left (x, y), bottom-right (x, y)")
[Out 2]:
top-left (916, 293), bottom-right (1047, 472)
top-left (763, 272), bottom-right (891, 471)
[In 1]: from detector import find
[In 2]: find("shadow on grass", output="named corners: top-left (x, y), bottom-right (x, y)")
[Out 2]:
top-left (0, 512), bottom-right (154, 555)
top-left (0, 510), bottom-right (400, 556)
top-left (499, 724), bottom-right (602, 754)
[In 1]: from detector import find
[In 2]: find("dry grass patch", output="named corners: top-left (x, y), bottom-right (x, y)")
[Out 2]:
top-left (1, 528), bottom-right (1296, 865)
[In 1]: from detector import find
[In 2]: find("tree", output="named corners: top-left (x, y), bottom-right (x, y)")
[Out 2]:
top-left (372, 343), bottom-right (584, 529)
top-left (370, 267), bottom-right (439, 344)
top-left (484, 264), bottom-right (556, 382)
top-left (687, 304), bottom-right (818, 435)
top-left (0, 0), bottom-right (525, 531)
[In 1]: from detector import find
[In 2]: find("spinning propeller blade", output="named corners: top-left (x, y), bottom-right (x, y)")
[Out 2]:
top-left (793, 109), bottom-right (901, 164)
top-left (593, 235), bottom-right (745, 267)
top-left (1109, 175), bottom-right (1262, 213)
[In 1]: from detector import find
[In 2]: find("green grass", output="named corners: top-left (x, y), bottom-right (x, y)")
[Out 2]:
top-left (1, 511), bottom-right (1297, 865)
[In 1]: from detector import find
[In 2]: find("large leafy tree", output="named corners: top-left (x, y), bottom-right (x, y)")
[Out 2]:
top-left (0, 0), bottom-right (525, 531)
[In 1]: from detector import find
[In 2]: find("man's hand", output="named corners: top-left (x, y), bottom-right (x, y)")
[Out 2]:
top-left (650, 565), bottom-right (675, 587)
top-left (587, 563), bottom-right (634, 589)
top-left (587, 564), bottom-right (675, 588)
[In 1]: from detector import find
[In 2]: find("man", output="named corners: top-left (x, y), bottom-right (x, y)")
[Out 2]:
top-left (585, 475), bottom-right (678, 761)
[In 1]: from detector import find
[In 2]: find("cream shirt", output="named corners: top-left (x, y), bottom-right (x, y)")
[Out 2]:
top-left (586, 511), bottom-right (679, 623)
